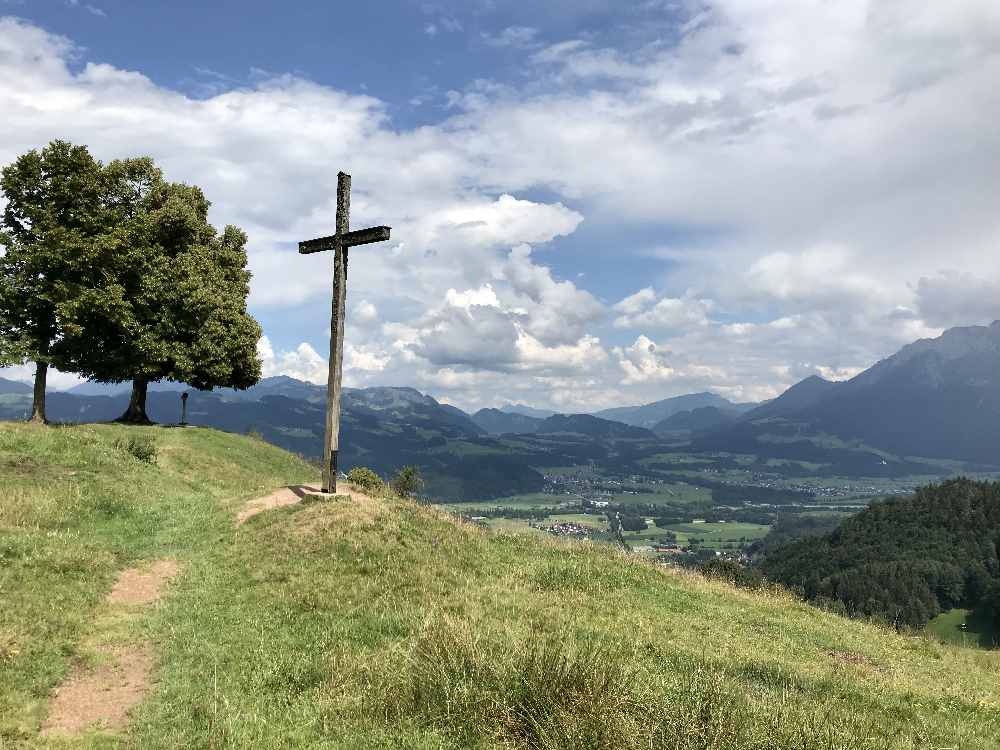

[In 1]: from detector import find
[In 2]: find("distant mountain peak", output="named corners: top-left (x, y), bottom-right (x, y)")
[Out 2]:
top-left (0, 376), bottom-right (32, 396)
top-left (591, 391), bottom-right (741, 428)
top-left (499, 403), bottom-right (555, 419)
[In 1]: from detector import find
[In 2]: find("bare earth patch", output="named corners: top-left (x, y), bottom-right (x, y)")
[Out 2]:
top-left (107, 559), bottom-right (180, 605)
top-left (41, 645), bottom-right (153, 736)
top-left (237, 484), bottom-right (372, 525)
top-left (237, 484), bottom-right (322, 524)
top-left (39, 559), bottom-right (180, 736)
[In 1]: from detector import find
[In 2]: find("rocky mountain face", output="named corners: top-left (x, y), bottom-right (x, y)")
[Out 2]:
top-left (703, 322), bottom-right (1000, 465)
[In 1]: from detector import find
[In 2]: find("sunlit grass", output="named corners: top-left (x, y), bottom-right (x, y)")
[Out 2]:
top-left (2, 422), bottom-right (1000, 748)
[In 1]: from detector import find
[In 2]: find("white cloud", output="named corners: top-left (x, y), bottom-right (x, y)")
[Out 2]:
top-left (914, 271), bottom-right (1000, 328)
top-left (444, 284), bottom-right (501, 310)
top-left (0, 363), bottom-right (85, 390)
top-left (2, 6), bottom-right (999, 411)
top-left (613, 290), bottom-right (713, 330)
top-left (615, 335), bottom-right (726, 386)
top-left (495, 245), bottom-right (603, 346)
top-left (614, 287), bottom-right (656, 317)
top-left (257, 336), bottom-right (327, 384)
top-left (353, 299), bottom-right (379, 324)
top-left (482, 26), bottom-right (539, 49)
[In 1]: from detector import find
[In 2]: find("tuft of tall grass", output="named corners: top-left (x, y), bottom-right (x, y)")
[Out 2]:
top-left (115, 434), bottom-right (158, 464)
top-left (380, 620), bottom-right (909, 750)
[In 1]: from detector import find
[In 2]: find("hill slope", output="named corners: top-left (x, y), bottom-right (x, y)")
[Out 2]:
top-left (0, 376), bottom-right (31, 395)
top-left (471, 407), bottom-right (543, 435)
top-left (592, 392), bottom-right (740, 428)
top-left (2, 422), bottom-right (999, 748)
top-left (653, 405), bottom-right (740, 435)
top-left (535, 413), bottom-right (657, 439)
top-left (743, 375), bottom-right (842, 420)
top-left (760, 478), bottom-right (1000, 631)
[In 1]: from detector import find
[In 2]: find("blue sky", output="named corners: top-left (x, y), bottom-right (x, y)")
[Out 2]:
top-left (2, 0), bottom-right (999, 409)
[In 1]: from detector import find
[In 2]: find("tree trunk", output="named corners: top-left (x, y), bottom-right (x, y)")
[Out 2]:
top-left (117, 378), bottom-right (153, 424)
top-left (29, 361), bottom-right (47, 424)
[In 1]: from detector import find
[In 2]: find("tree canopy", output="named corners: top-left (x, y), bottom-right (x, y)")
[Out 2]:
top-left (0, 141), bottom-right (106, 421)
top-left (759, 478), bottom-right (1000, 629)
top-left (0, 140), bottom-right (262, 423)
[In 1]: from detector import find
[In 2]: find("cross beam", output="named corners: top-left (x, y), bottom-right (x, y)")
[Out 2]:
top-left (298, 172), bottom-right (391, 493)
top-left (298, 226), bottom-right (391, 254)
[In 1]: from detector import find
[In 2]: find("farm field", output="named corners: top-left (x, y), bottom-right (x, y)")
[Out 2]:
top-left (926, 608), bottom-right (1000, 650)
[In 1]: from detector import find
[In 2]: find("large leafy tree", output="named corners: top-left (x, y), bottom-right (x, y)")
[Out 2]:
top-left (1, 143), bottom-right (261, 425)
top-left (0, 141), bottom-right (105, 422)
top-left (71, 164), bottom-right (261, 423)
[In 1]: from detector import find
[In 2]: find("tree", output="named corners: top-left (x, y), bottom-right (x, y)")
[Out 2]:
top-left (977, 579), bottom-right (1000, 627)
top-left (391, 466), bottom-right (425, 498)
top-left (620, 515), bottom-right (648, 532)
top-left (71, 164), bottom-right (261, 423)
top-left (0, 141), bottom-right (105, 422)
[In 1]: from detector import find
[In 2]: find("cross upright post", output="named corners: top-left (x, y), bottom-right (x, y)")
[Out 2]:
top-left (298, 172), bottom-right (391, 493)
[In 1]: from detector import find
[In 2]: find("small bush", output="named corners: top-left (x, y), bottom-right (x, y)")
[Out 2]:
top-left (346, 466), bottom-right (385, 494)
top-left (246, 427), bottom-right (264, 441)
top-left (115, 435), bottom-right (157, 464)
top-left (391, 465), bottom-right (424, 499)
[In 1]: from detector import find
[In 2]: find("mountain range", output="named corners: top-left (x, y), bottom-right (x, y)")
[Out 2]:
top-left (3, 321), bottom-right (1000, 494)
top-left (591, 392), bottom-right (753, 428)
top-left (698, 321), bottom-right (1000, 465)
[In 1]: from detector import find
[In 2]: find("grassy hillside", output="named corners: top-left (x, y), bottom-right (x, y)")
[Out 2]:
top-left (2, 423), bottom-right (1000, 748)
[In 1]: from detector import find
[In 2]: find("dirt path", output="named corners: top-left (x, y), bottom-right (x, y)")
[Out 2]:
top-left (41, 559), bottom-right (180, 737)
top-left (108, 558), bottom-right (180, 605)
top-left (41, 645), bottom-right (153, 735)
top-left (236, 484), bottom-right (322, 525)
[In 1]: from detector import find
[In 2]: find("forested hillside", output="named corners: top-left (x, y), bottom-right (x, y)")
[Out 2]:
top-left (760, 479), bottom-right (1000, 630)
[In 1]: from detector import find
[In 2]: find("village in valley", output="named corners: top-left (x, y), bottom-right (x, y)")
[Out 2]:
top-left (440, 460), bottom-right (958, 564)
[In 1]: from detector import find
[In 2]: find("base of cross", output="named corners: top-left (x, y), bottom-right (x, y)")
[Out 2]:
top-left (301, 491), bottom-right (351, 504)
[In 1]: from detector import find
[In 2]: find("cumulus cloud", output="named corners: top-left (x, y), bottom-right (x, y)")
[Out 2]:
top-left (0, 362), bottom-right (84, 390)
top-left (257, 336), bottom-right (327, 384)
top-left (496, 245), bottom-right (604, 345)
top-left (914, 271), bottom-right (1000, 329)
top-left (615, 335), bottom-right (725, 386)
top-left (2, 4), bottom-right (999, 411)
top-left (353, 300), bottom-right (379, 325)
top-left (613, 289), bottom-right (713, 330)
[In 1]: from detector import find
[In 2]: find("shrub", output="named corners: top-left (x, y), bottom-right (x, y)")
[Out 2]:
top-left (246, 427), bottom-right (263, 441)
top-left (115, 435), bottom-right (157, 464)
top-left (620, 515), bottom-right (647, 532)
top-left (346, 466), bottom-right (385, 494)
top-left (391, 465), bottom-right (424, 498)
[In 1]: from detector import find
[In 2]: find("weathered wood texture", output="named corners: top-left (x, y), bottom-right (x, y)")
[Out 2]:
top-left (323, 172), bottom-right (351, 493)
top-left (300, 171), bottom-right (392, 493)
top-left (298, 226), bottom-right (391, 254)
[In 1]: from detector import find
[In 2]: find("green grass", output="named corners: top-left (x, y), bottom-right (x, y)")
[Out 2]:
top-left (927, 608), bottom-right (1000, 649)
top-left (3, 422), bottom-right (1000, 748)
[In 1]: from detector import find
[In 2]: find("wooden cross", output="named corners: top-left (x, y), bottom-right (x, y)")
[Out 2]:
top-left (299, 172), bottom-right (391, 493)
